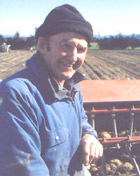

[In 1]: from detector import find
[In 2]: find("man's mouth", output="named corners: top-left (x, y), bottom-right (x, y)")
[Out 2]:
top-left (60, 61), bottom-right (78, 70)
top-left (63, 63), bottom-right (74, 67)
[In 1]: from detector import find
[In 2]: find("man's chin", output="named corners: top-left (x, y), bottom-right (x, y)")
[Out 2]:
top-left (64, 72), bottom-right (76, 80)
top-left (55, 71), bottom-right (76, 83)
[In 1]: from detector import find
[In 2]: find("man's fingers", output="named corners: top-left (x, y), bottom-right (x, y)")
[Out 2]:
top-left (90, 141), bottom-right (103, 160)
top-left (82, 141), bottom-right (91, 166)
top-left (81, 134), bottom-right (103, 166)
top-left (84, 151), bottom-right (90, 166)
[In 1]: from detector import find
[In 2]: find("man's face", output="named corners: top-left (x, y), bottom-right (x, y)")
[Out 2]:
top-left (42, 32), bottom-right (88, 85)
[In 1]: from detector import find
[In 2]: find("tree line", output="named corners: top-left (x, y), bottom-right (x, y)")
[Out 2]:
top-left (0, 32), bottom-right (36, 50)
top-left (94, 33), bottom-right (140, 50)
top-left (0, 32), bottom-right (140, 50)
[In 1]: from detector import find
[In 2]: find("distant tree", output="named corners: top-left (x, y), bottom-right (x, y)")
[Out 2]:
top-left (98, 37), bottom-right (111, 49)
top-left (98, 33), bottom-right (129, 50)
top-left (0, 35), bottom-right (5, 45)
top-left (130, 34), bottom-right (140, 49)
top-left (12, 38), bottom-right (26, 49)
top-left (115, 33), bottom-right (129, 49)
top-left (9, 32), bottom-right (26, 49)
top-left (6, 37), bottom-right (14, 46)
top-left (14, 31), bottom-right (20, 39)
top-left (26, 36), bottom-right (36, 48)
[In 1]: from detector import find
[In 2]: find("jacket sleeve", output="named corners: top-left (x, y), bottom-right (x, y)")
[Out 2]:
top-left (78, 92), bottom-right (98, 138)
top-left (0, 80), bottom-right (49, 176)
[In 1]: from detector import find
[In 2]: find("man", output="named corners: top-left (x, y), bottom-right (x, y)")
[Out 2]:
top-left (0, 4), bottom-right (103, 176)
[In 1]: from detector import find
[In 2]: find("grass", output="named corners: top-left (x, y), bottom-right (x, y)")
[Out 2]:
top-left (88, 42), bottom-right (99, 50)
top-left (89, 43), bottom-right (140, 50)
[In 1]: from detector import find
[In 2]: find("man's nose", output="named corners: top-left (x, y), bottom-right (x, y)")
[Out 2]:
top-left (68, 48), bottom-right (77, 62)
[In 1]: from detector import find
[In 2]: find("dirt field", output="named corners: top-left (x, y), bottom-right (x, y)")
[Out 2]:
top-left (0, 49), bottom-right (140, 81)
top-left (0, 50), bottom-right (36, 80)
top-left (80, 49), bottom-right (140, 80)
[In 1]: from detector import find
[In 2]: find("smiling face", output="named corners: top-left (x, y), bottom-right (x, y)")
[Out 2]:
top-left (38, 32), bottom-right (88, 86)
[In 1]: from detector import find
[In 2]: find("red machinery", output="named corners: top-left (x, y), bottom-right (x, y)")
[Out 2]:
top-left (81, 80), bottom-right (140, 176)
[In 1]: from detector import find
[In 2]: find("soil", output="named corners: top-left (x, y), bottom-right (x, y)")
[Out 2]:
top-left (0, 50), bottom-right (36, 80)
top-left (79, 49), bottom-right (140, 80)
top-left (0, 49), bottom-right (140, 176)
top-left (1, 49), bottom-right (140, 80)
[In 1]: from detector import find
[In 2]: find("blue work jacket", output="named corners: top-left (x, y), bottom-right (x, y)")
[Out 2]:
top-left (0, 52), bottom-right (97, 176)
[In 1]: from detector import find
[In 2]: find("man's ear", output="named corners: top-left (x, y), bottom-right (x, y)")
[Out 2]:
top-left (37, 37), bottom-right (47, 54)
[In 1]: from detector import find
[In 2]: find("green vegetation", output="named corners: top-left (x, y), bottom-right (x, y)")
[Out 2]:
top-left (134, 47), bottom-right (140, 50)
top-left (88, 42), bottom-right (99, 50)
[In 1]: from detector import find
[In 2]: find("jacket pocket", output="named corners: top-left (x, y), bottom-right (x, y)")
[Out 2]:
top-left (45, 127), bottom-right (70, 149)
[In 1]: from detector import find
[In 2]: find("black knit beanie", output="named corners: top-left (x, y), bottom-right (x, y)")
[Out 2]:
top-left (35, 4), bottom-right (93, 43)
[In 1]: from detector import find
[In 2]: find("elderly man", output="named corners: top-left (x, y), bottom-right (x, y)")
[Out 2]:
top-left (0, 4), bottom-right (103, 176)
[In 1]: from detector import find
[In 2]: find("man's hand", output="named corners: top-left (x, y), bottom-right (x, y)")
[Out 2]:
top-left (80, 134), bottom-right (103, 166)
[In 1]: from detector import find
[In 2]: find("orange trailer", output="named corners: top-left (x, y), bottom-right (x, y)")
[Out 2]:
top-left (81, 80), bottom-right (140, 176)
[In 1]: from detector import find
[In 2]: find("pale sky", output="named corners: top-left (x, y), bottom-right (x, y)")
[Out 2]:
top-left (0, 0), bottom-right (140, 37)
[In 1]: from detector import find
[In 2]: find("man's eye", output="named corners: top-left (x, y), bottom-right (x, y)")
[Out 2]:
top-left (77, 48), bottom-right (84, 53)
